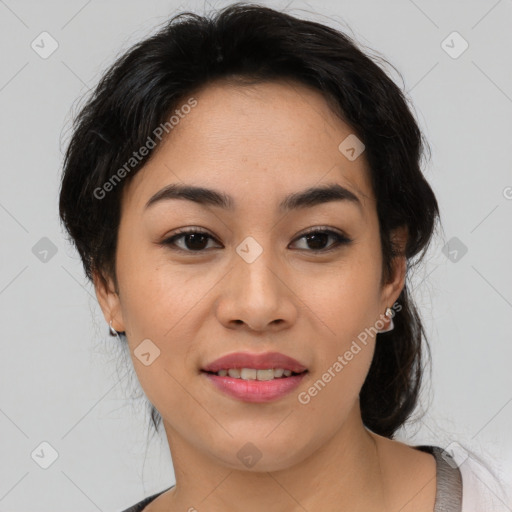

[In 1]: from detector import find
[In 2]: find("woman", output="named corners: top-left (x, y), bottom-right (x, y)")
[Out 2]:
top-left (58, 3), bottom-right (510, 511)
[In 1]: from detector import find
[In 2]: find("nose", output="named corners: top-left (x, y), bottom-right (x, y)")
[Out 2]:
top-left (215, 242), bottom-right (298, 333)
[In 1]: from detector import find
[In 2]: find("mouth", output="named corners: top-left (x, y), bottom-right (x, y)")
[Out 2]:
top-left (200, 351), bottom-right (309, 403)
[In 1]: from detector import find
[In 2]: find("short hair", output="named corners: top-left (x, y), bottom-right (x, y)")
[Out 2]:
top-left (59, 2), bottom-right (440, 439)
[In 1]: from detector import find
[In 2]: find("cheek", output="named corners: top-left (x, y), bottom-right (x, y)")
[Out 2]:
top-left (115, 244), bottom-right (215, 390)
top-left (297, 269), bottom-right (380, 423)
top-left (115, 233), bottom-right (198, 335)
top-left (296, 254), bottom-right (382, 400)
top-left (118, 267), bottom-right (204, 420)
top-left (302, 255), bottom-right (383, 340)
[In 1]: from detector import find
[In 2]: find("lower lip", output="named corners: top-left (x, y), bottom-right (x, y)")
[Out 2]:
top-left (202, 371), bottom-right (307, 403)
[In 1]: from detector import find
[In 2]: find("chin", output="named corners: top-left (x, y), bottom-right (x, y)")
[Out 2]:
top-left (219, 453), bottom-right (301, 473)
top-left (209, 436), bottom-right (311, 473)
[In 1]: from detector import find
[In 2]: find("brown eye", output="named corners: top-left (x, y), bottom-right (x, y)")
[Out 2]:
top-left (290, 228), bottom-right (352, 252)
top-left (162, 229), bottom-right (221, 252)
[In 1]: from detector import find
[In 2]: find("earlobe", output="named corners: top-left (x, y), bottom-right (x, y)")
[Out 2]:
top-left (377, 307), bottom-right (395, 333)
top-left (92, 269), bottom-right (125, 332)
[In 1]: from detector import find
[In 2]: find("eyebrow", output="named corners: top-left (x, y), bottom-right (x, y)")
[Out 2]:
top-left (144, 182), bottom-right (363, 214)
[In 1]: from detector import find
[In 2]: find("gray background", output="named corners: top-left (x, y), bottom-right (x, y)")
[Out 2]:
top-left (0, 0), bottom-right (511, 510)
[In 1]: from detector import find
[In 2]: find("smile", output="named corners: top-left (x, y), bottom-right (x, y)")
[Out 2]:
top-left (207, 368), bottom-right (299, 380)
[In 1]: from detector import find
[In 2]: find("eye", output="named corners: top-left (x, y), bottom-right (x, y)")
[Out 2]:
top-left (160, 227), bottom-right (352, 254)
top-left (290, 227), bottom-right (352, 253)
top-left (161, 228), bottom-right (221, 253)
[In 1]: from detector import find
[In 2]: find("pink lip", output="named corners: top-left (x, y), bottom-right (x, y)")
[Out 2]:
top-left (201, 351), bottom-right (308, 403)
top-left (203, 372), bottom-right (308, 403)
top-left (201, 351), bottom-right (308, 373)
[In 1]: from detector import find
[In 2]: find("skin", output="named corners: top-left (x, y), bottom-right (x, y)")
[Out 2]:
top-left (94, 79), bottom-right (437, 511)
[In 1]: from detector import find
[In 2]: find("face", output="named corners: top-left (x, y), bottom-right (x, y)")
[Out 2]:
top-left (95, 79), bottom-right (406, 472)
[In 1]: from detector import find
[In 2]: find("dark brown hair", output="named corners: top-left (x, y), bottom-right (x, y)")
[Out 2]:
top-left (59, 2), bottom-right (440, 439)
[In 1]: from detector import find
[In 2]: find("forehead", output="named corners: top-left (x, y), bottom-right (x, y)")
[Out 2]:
top-left (122, 79), bottom-right (374, 214)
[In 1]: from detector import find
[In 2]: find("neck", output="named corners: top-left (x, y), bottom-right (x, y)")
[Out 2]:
top-left (161, 402), bottom-right (390, 512)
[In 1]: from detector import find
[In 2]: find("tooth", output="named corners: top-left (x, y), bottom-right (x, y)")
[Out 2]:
top-left (240, 368), bottom-right (257, 380)
top-left (256, 369), bottom-right (275, 381)
top-left (217, 368), bottom-right (295, 379)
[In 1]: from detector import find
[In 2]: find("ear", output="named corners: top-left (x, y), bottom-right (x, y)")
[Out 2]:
top-left (92, 269), bottom-right (125, 332)
top-left (380, 225), bottom-right (408, 310)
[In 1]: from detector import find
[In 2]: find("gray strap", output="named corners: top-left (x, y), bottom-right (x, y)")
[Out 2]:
top-left (429, 445), bottom-right (463, 512)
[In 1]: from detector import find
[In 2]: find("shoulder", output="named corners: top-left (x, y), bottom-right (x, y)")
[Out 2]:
top-left (379, 432), bottom-right (512, 511)
top-left (369, 433), bottom-right (438, 511)
top-left (418, 439), bottom-right (511, 512)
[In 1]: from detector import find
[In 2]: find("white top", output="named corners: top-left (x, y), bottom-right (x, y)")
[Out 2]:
top-left (459, 451), bottom-right (512, 511)
top-left (437, 439), bottom-right (512, 511)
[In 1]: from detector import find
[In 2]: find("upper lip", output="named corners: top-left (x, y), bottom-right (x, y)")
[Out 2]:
top-left (202, 351), bottom-right (308, 373)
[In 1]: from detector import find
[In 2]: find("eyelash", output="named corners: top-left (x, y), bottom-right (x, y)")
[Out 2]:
top-left (160, 226), bottom-right (352, 254)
